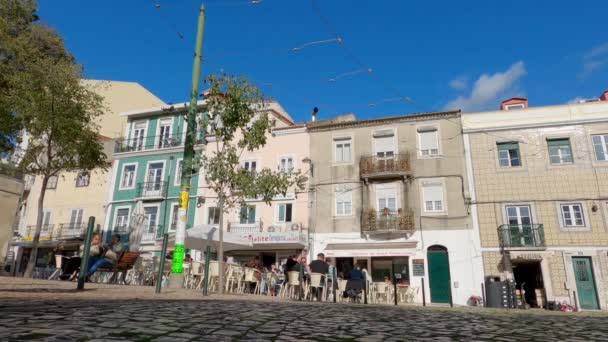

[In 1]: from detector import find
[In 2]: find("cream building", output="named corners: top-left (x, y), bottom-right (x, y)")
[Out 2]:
top-left (193, 102), bottom-right (310, 266)
top-left (308, 110), bottom-right (484, 306)
top-left (12, 80), bottom-right (165, 274)
top-left (463, 93), bottom-right (608, 310)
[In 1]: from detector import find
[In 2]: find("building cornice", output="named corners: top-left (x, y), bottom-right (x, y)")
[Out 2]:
top-left (306, 110), bottom-right (461, 132)
top-left (463, 116), bottom-right (608, 133)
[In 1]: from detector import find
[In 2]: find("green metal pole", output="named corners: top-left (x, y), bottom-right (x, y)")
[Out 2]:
top-left (156, 233), bottom-right (169, 294)
top-left (77, 217), bottom-right (95, 290)
top-left (171, 2), bottom-right (206, 285)
top-left (202, 245), bottom-right (211, 295)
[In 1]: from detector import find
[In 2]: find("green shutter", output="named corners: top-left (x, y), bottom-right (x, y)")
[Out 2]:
top-left (497, 142), bottom-right (519, 151)
top-left (547, 138), bottom-right (569, 147)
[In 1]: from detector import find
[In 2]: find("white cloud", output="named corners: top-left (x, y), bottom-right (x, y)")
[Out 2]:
top-left (444, 61), bottom-right (526, 112)
top-left (579, 42), bottom-right (608, 78)
top-left (448, 77), bottom-right (468, 90)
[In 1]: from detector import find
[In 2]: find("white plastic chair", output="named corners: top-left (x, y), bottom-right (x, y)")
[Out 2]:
top-left (287, 271), bottom-right (301, 299)
top-left (337, 279), bottom-right (348, 303)
top-left (207, 261), bottom-right (220, 292)
top-left (374, 282), bottom-right (391, 304)
top-left (189, 261), bottom-right (205, 289)
top-left (242, 267), bottom-right (261, 295)
top-left (307, 273), bottom-right (325, 301)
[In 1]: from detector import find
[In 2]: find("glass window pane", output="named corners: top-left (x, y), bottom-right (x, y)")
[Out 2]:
top-left (278, 204), bottom-right (285, 222)
top-left (286, 204), bottom-right (292, 222)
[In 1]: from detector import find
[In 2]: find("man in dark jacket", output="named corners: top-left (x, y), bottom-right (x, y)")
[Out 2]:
top-left (309, 253), bottom-right (329, 301)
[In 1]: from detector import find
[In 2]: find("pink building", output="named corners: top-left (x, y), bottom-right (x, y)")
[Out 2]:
top-left (193, 102), bottom-right (310, 267)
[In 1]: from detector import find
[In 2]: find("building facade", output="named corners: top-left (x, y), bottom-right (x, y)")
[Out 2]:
top-left (308, 111), bottom-right (484, 306)
top-left (104, 101), bottom-right (204, 254)
top-left (11, 80), bottom-right (165, 273)
top-left (193, 103), bottom-right (310, 266)
top-left (463, 94), bottom-right (608, 310)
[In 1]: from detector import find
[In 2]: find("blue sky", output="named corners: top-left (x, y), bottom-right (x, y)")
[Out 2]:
top-left (39, 0), bottom-right (608, 122)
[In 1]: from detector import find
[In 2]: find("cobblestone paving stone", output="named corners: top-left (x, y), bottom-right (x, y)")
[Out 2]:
top-left (1, 298), bottom-right (608, 342)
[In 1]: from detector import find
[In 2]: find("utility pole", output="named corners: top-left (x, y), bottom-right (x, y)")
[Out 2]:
top-left (169, 2), bottom-right (206, 287)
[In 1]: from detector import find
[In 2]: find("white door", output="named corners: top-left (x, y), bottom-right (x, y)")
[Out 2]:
top-left (143, 207), bottom-right (158, 241)
top-left (131, 121), bottom-right (146, 151)
top-left (374, 130), bottom-right (395, 158)
top-left (145, 162), bottom-right (164, 196)
top-left (158, 118), bottom-right (172, 148)
top-left (68, 209), bottom-right (84, 235)
top-left (41, 210), bottom-right (52, 235)
top-left (376, 185), bottom-right (397, 212)
top-left (505, 205), bottom-right (533, 247)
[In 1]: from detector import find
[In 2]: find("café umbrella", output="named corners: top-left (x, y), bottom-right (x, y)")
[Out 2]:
top-left (128, 201), bottom-right (146, 250)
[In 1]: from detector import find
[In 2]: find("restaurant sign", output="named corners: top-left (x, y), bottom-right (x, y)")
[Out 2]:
top-left (240, 232), bottom-right (306, 244)
top-left (325, 249), bottom-right (416, 258)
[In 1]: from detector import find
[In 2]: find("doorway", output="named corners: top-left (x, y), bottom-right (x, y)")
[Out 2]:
top-left (336, 258), bottom-right (354, 279)
top-left (572, 257), bottom-right (600, 310)
top-left (427, 245), bottom-right (450, 303)
top-left (512, 260), bottom-right (545, 308)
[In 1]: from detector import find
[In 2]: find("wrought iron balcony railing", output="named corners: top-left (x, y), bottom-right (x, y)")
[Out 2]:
top-left (24, 225), bottom-right (54, 241)
top-left (114, 134), bottom-right (184, 153)
top-left (112, 225), bottom-right (130, 234)
top-left (136, 181), bottom-right (168, 199)
top-left (57, 223), bottom-right (87, 239)
top-left (498, 224), bottom-right (545, 249)
top-left (142, 225), bottom-right (163, 242)
top-left (359, 153), bottom-right (412, 180)
top-left (227, 221), bottom-right (263, 234)
top-left (361, 209), bottom-right (415, 235)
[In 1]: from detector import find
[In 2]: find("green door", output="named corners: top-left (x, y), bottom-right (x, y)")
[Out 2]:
top-left (428, 246), bottom-right (450, 303)
top-left (572, 257), bottom-right (599, 310)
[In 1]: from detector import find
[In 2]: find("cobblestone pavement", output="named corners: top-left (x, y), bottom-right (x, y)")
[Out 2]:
top-left (2, 298), bottom-right (608, 342)
top-left (1, 277), bottom-right (607, 341)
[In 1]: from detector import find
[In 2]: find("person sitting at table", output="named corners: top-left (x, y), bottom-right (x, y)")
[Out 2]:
top-left (309, 253), bottom-right (329, 301)
top-left (285, 255), bottom-right (298, 275)
top-left (345, 263), bottom-right (365, 300)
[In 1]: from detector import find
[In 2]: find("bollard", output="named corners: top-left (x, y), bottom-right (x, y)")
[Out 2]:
top-left (77, 217), bottom-right (95, 290)
top-left (298, 265), bottom-right (303, 301)
top-left (481, 282), bottom-right (486, 307)
top-left (421, 278), bottom-right (426, 306)
top-left (449, 282), bottom-right (453, 308)
top-left (155, 233), bottom-right (169, 294)
top-left (364, 279), bottom-right (368, 304)
top-left (573, 290), bottom-right (579, 312)
top-left (202, 245), bottom-right (211, 296)
top-left (392, 263), bottom-right (398, 306)
top-left (333, 267), bottom-right (337, 303)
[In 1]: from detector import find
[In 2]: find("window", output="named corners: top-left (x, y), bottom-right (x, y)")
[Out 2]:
top-left (69, 209), bottom-right (84, 228)
top-left (592, 134), bottom-right (608, 161)
top-left (376, 185), bottom-right (397, 212)
top-left (561, 203), bottom-right (585, 227)
top-left (334, 137), bottom-right (352, 163)
top-left (42, 210), bottom-right (52, 230)
top-left (243, 160), bottom-right (257, 172)
top-left (158, 117), bottom-right (173, 148)
top-left (208, 207), bottom-right (220, 225)
top-left (120, 164), bottom-right (136, 189)
top-left (144, 206), bottom-right (158, 228)
top-left (46, 176), bottom-right (58, 189)
top-left (505, 103), bottom-right (525, 110)
top-left (335, 185), bottom-right (353, 216)
top-left (497, 142), bottom-right (521, 167)
top-left (75, 171), bottom-right (90, 187)
top-left (548, 138), bottom-right (573, 165)
top-left (239, 205), bottom-right (256, 224)
top-left (131, 121), bottom-right (146, 150)
top-left (277, 203), bottom-right (293, 223)
top-left (115, 208), bottom-right (130, 230)
top-left (422, 181), bottom-right (444, 213)
top-left (174, 159), bottom-right (184, 185)
top-left (418, 127), bottom-right (439, 156)
top-left (170, 204), bottom-right (179, 231)
top-left (279, 157), bottom-right (294, 173)
top-left (374, 130), bottom-right (395, 158)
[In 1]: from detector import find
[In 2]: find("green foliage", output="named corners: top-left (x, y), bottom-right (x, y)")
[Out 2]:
top-left (201, 73), bottom-right (305, 211)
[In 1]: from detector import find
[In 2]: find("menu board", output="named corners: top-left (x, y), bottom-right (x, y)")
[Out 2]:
top-left (412, 258), bottom-right (425, 276)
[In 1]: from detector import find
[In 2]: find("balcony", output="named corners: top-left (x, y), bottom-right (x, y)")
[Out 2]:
top-left (361, 209), bottom-right (415, 237)
top-left (112, 225), bottom-right (130, 234)
top-left (24, 225), bottom-right (54, 241)
top-left (227, 221), bottom-right (263, 234)
top-left (136, 181), bottom-right (168, 199)
top-left (114, 134), bottom-right (184, 153)
top-left (142, 225), bottom-right (162, 242)
top-left (498, 224), bottom-right (546, 250)
top-left (359, 153), bottom-right (411, 181)
top-left (57, 223), bottom-right (87, 239)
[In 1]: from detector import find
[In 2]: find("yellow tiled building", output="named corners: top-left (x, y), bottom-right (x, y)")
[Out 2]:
top-left (12, 80), bottom-right (165, 274)
top-left (463, 95), bottom-right (608, 310)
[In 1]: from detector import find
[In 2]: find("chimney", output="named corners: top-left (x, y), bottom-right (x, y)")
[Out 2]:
top-left (311, 107), bottom-right (318, 122)
top-left (500, 97), bottom-right (528, 110)
top-left (600, 90), bottom-right (608, 101)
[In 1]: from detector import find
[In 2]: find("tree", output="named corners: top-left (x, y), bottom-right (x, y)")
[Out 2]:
top-left (0, 0), bottom-right (109, 277)
top-left (202, 73), bottom-right (305, 293)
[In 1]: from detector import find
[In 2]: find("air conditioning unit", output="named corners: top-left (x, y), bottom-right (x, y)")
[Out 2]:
top-left (268, 225), bottom-right (280, 232)
top-left (290, 223), bottom-right (302, 231)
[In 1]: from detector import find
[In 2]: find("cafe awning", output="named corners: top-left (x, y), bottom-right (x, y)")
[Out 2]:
top-left (323, 241), bottom-right (418, 258)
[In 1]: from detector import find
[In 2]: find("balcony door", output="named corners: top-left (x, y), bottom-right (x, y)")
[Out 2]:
top-left (143, 206), bottom-right (158, 241)
top-left (505, 205), bottom-right (533, 247)
top-left (131, 121), bottom-right (146, 151)
top-left (158, 118), bottom-right (173, 148)
top-left (376, 185), bottom-right (397, 212)
top-left (373, 129), bottom-right (395, 159)
top-left (68, 208), bottom-right (83, 232)
top-left (144, 162), bottom-right (164, 197)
